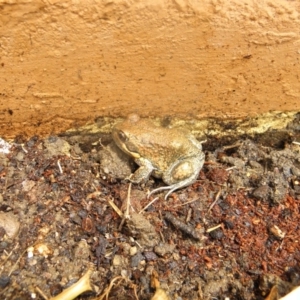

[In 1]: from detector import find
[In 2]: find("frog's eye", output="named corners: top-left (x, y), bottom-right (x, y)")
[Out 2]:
top-left (117, 131), bottom-right (128, 142)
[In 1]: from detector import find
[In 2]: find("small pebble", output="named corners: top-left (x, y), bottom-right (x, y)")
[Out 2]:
top-left (252, 185), bottom-right (269, 201)
top-left (0, 276), bottom-right (10, 288)
top-left (209, 229), bottom-right (224, 240)
top-left (0, 212), bottom-right (20, 239)
top-left (130, 252), bottom-right (145, 268)
top-left (130, 246), bottom-right (138, 256)
top-left (112, 254), bottom-right (128, 267)
top-left (143, 251), bottom-right (157, 262)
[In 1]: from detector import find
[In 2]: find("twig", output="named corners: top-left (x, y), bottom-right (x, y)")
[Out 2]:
top-left (198, 281), bottom-right (203, 300)
top-left (158, 231), bottom-right (165, 243)
top-left (97, 276), bottom-right (125, 300)
top-left (174, 197), bottom-right (200, 208)
top-left (225, 166), bottom-right (237, 171)
top-left (0, 243), bottom-right (19, 275)
top-left (165, 212), bottom-right (201, 240)
top-left (139, 197), bottom-right (159, 213)
top-left (118, 183), bottom-right (132, 231)
top-left (208, 189), bottom-right (222, 212)
top-left (206, 224), bottom-right (222, 233)
top-left (108, 200), bottom-right (123, 217)
top-left (70, 155), bottom-right (82, 160)
top-left (35, 286), bottom-right (48, 300)
top-left (8, 246), bottom-right (28, 276)
top-left (124, 183), bottom-right (132, 219)
top-left (186, 208), bottom-right (192, 223)
top-left (57, 159), bottom-right (63, 174)
top-left (21, 144), bottom-right (28, 153)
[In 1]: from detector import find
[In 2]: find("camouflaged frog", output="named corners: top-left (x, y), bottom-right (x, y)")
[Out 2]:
top-left (112, 114), bottom-right (205, 199)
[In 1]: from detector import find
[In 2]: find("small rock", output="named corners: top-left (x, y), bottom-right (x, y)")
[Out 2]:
top-left (0, 212), bottom-right (20, 239)
top-left (130, 252), bottom-right (145, 268)
top-left (130, 246), bottom-right (138, 256)
top-left (43, 137), bottom-right (71, 157)
top-left (113, 254), bottom-right (128, 267)
top-left (154, 243), bottom-right (176, 257)
top-left (282, 166), bottom-right (292, 178)
top-left (120, 243), bottom-right (131, 256)
top-left (291, 166), bottom-right (300, 177)
top-left (269, 225), bottom-right (285, 240)
top-left (15, 151), bottom-right (25, 161)
top-left (73, 240), bottom-right (91, 260)
top-left (209, 229), bottom-right (224, 240)
top-left (173, 253), bottom-right (180, 261)
top-left (126, 213), bottom-right (159, 248)
top-left (252, 185), bottom-right (269, 201)
top-left (69, 213), bottom-right (82, 225)
top-left (21, 180), bottom-right (36, 192)
top-left (269, 171), bottom-right (288, 204)
top-left (143, 251), bottom-right (157, 262)
top-left (223, 220), bottom-right (234, 229)
top-left (34, 243), bottom-right (53, 258)
top-left (98, 142), bottom-right (134, 180)
top-left (248, 160), bottom-right (263, 171)
top-left (0, 276), bottom-right (10, 288)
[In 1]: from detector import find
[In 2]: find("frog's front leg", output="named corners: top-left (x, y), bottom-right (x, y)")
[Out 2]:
top-left (127, 157), bottom-right (155, 183)
top-left (148, 153), bottom-right (205, 200)
top-left (189, 137), bottom-right (206, 151)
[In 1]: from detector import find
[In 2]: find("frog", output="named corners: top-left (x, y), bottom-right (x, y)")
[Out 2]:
top-left (112, 114), bottom-right (205, 200)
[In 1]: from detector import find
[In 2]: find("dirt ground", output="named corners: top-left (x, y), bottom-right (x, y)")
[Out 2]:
top-left (0, 124), bottom-right (300, 299)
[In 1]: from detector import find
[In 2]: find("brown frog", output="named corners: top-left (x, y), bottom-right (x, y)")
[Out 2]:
top-left (112, 114), bottom-right (205, 199)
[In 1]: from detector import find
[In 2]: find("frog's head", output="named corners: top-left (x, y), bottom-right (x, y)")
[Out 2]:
top-left (112, 115), bottom-right (142, 159)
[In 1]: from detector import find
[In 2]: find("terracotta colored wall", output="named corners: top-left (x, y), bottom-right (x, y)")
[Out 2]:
top-left (0, 0), bottom-right (300, 138)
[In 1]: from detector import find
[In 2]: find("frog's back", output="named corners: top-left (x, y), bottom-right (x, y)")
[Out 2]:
top-left (135, 124), bottom-right (201, 168)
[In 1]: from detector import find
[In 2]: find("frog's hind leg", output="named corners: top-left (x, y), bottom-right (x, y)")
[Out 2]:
top-left (147, 175), bottom-right (199, 200)
top-left (164, 180), bottom-right (193, 200)
top-left (147, 185), bottom-right (173, 200)
top-left (148, 154), bottom-right (205, 200)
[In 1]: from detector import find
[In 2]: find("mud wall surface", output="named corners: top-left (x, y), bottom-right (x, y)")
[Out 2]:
top-left (0, 0), bottom-right (300, 138)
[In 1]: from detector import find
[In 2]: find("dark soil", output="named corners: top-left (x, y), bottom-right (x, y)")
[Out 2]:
top-left (0, 133), bottom-right (299, 300)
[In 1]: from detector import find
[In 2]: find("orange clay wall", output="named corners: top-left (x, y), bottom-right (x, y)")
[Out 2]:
top-left (0, 0), bottom-right (300, 138)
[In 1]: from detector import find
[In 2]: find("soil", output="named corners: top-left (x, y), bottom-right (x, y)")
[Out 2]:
top-left (0, 130), bottom-right (300, 300)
